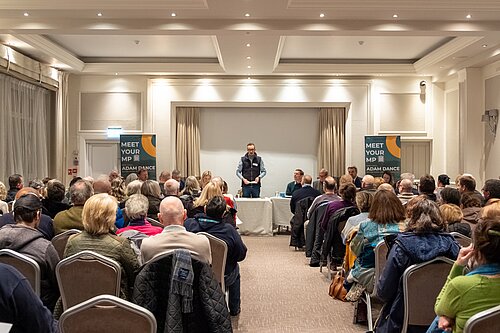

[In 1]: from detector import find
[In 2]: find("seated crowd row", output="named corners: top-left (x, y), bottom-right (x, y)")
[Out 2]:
top-left (288, 169), bottom-right (500, 333)
top-left (0, 170), bottom-right (246, 332)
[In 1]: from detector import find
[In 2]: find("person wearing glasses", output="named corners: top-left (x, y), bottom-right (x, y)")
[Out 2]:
top-left (236, 142), bottom-right (266, 198)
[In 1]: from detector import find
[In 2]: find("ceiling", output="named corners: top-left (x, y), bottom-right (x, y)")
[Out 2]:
top-left (1, 0), bottom-right (500, 81)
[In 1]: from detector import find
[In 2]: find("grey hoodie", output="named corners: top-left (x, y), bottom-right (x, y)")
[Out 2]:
top-left (0, 224), bottom-right (60, 310)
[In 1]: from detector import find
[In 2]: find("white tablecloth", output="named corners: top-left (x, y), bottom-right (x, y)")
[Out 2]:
top-left (270, 197), bottom-right (293, 228)
top-left (235, 198), bottom-right (273, 236)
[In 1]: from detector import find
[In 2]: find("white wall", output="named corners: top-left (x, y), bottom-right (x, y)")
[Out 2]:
top-left (199, 107), bottom-right (319, 197)
top-left (484, 66), bottom-right (500, 180)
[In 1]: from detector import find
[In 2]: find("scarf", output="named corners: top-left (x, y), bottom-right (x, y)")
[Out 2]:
top-left (170, 249), bottom-right (194, 313)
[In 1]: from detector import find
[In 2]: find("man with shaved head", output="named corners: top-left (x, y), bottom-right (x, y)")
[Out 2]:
top-left (290, 174), bottom-right (321, 213)
top-left (140, 196), bottom-right (211, 264)
top-left (164, 179), bottom-right (180, 197)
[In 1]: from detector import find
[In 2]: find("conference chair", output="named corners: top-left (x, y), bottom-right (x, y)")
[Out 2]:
top-left (0, 249), bottom-right (41, 295)
top-left (51, 229), bottom-right (81, 259)
top-left (198, 232), bottom-right (228, 291)
top-left (59, 294), bottom-right (156, 333)
top-left (463, 304), bottom-right (500, 333)
top-left (450, 231), bottom-right (472, 247)
top-left (146, 217), bottom-right (164, 229)
top-left (401, 256), bottom-right (455, 333)
top-left (357, 241), bottom-right (388, 333)
top-left (56, 250), bottom-right (121, 311)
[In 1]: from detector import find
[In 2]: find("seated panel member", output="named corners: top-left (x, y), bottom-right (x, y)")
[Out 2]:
top-left (286, 169), bottom-right (304, 196)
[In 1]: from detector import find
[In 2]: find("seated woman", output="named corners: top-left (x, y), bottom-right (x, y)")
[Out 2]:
top-left (376, 196), bottom-right (460, 332)
top-left (64, 193), bottom-right (140, 300)
top-left (427, 217), bottom-right (500, 333)
top-left (440, 203), bottom-right (471, 237)
top-left (117, 194), bottom-right (163, 237)
top-left (188, 181), bottom-right (222, 218)
top-left (140, 180), bottom-right (162, 220)
top-left (348, 188), bottom-right (405, 293)
top-left (460, 193), bottom-right (482, 230)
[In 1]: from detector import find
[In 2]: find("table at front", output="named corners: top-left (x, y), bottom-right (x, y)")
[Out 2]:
top-left (270, 197), bottom-right (293, 229)
top-left (235, 198), bottom-right (273, 236)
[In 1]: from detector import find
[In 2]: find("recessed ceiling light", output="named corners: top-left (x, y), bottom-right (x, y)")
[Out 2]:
top-left (23, 12), bottom-right (29, 17)
top-left (439, 66), bottom-right (444, 69)
top-left (246, 43), bottom-right (251, 47)
top-left (245, 13), bottom-right (250, 17)
top-left (247, 76), bottom-right (251, 80)
top-left (97, 12), bottom-right (103, 17)
top-left (393, 14), bottom-right (398, 18)
top-left (466, 14), bottom-right (472, 19)
top-left (171, 13), bottom-right (176, 17)
top-left (246, 56), bottom-right (251, 60)
top-left (319, 13), bottom-right (325, 18)
top-left (482, 44), bottom-right (488, 48)
top-left (115, 73), bottom-right (118, 76)
top-left (247, 65), bottom-right (252, 69)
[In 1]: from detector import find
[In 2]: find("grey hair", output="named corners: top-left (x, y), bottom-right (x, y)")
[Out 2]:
top-left (125, 194), bottom-right (149, 220)
top-left (70, 180), bottom-right (94, 205)
top-left (126, 180), bottom-right (143, 196)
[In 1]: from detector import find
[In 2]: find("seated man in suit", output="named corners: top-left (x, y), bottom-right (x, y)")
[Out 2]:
top-left (184, 196), bottom-right (247, 316)
top-left (286, 168), bottom-right (304, 196)
top-left (140, 196), bottom-right (211, 264)
top-left (312, 168), bottom-right (328, 194)
top-left (290, 175), bottom-right (321, 213)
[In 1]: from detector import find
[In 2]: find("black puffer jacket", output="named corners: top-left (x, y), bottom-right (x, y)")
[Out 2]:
top-left (133, 253), bottom-right (231, 333)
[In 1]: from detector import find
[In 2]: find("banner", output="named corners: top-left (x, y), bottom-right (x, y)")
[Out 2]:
top-left (120, 134), bottom-right (157, 180)
top-left (364, 135), bottom-right (401, 180)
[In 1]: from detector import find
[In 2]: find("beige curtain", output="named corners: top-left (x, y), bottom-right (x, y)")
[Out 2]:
top-left (56, 72), bottom-right (68, 181)
top-left (318, 107), bottom-right (346, 177)
top-left (176, 107), bottom-right (201, 177)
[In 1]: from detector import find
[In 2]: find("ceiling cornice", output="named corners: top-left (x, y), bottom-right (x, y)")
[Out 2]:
top-left (82, 62), bottom-right (225, 75)
top-left (273, 63), bottom-right (417, 75)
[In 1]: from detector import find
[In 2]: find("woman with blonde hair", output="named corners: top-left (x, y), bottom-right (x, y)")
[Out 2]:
top-left (0, 181), bottom-right (8, 214)
top-left (440, 203), bottom-right (470, 237)
top-left (64, 193), bottom-right (139, 299)
top-left (189, 181), bottom-right (222, 217)
top-left (200, 170), bottom-right (212, 189)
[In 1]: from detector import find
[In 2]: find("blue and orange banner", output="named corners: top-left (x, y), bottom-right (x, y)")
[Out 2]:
top-left (120, 134), bottom-right (157, 180)
top-left (364, 136), bottom-right (401, 180)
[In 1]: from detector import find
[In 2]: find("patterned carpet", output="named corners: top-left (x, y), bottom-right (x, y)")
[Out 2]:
top-left (231, 235), bottom-right (367, 333)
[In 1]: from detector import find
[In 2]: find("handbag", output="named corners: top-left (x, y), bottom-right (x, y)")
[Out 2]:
top-left (328, 270), bottom-right (347, 301)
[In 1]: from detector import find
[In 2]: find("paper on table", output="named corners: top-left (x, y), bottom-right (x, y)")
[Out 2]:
top-left (0, 323), bottom-right (13, 333)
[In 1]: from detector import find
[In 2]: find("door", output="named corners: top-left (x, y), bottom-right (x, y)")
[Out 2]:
top-left (401, 140), bottom-right (431, 177)
top-left (86, 142), bottom-right (120, 179)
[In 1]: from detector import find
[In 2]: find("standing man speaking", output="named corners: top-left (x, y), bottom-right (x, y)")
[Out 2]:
top-left (236, 143), bottom-right (266, 198)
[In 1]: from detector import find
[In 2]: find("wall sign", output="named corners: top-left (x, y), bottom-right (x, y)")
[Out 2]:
top-left (120, 134), bottom-right (157, 180)
top-left (364, 135), bottom-right (401, 180)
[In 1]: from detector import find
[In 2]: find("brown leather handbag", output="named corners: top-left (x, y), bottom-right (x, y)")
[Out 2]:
top-left (328, 270), bottom-right (347, 301)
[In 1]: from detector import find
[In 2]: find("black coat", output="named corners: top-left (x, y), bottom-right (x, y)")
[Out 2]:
top-left (290, 185), bottom-right (321, 213)
top-left (133, 253), bottom-right (231, 333)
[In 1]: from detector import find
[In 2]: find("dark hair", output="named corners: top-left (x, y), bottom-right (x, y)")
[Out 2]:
top-left (383, 171), bottom-right (393, 185)
top-left (460, 192), bottom-right (482, 208)
top-left (406, 198), bottom-right (445, 233)
top-left (69, 177), bottom-right (82, 188)
top-left (13, 194), bottom-right (42, 223)
top-left (324, 177), bottom-right (337, 191)
top-left (295, 169), bottom-right (304, 176)
top-left (355, 191), bottom-right (373, 213)
top-left (473, 218), bottom-right (500, 264)
top-left (483, 179), bottom-right (500, 200)
top-left (440, 187), bottom-right (461, 206)
top-left (458, 175), bottom-right (476, 192)
top-left (47, 180), bottom-right (66, 201)
top-left (419, 174), bottom-right (436, 194)
top-left (8, 174), bottom-right (22, 189)
top-left (348, 166), bottom-right (358, 173)
top-left (438, 174), bottom-right (450, 186)
top-left (339, 183), bottom-right (357, 202)
top-left (205, 196), bottom-right (227, 219)
top-left (369, 190), bottom-right (405, 224)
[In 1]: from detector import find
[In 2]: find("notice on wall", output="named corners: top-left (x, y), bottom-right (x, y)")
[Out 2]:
top-left (364, 135), bottom-right (401, 180)
top-left (120, 134), bottom-right (157, 180)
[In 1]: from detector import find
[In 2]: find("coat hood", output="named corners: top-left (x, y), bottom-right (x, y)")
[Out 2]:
top-left (395, 232), bottom-right (459, 263)
top-left (0, 224), bottom-right (45, 252)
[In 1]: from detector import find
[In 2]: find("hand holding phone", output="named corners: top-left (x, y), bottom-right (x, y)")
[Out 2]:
top-left (456, 244), bottom-right (475, 266)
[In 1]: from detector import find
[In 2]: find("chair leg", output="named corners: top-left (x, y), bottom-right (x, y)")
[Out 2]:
top-left (364, 291), bottom-right (373, 332)
top-left (327, 254), bottom-right (332, 280)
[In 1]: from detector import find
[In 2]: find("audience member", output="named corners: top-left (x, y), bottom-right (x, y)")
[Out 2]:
top-left (110, 177), bottom-right (126, 202)
top-left (124, 172), bottom-right (138, 186)
top-left (171, 169), bottom-right (185, 191)
top-left (62, 176), bottom-right (81, 205)
top-left (429, 218), bottom-right (500, 333)
top-left (179, 176), bottom-right (201, 215)
top-left (53, 179), bottom-right (93, 234)
top-left (440, 187), bottom-right (461, 206)
top-left (93, 175), bottom-right (112, 195)
top-left (141, 196), bottom-right (211, 264)
top-left (347, 189), bottom-right (404, 293)
top-left (137, 168), bottom-right (149, 182)
top-left (0, 264), bottom-right (59, 333)
top-left (440, 203), bottom-right (471, 237)
top-left (312, 168), bottom-right (329, 194)
top-left (397, 179), bottom-right (416, 205)
top-left (290, 174), bottom-right (321, 213)
top-left (361, 175), bottom-right (376, 192)
top-left (200, 170), bottom-right (212, 189)
top-left (108, 169), bottom-right (120, 183)
top-left (184, 196), bottom-right (247, 316)
top-left (457, 174), bottom-right (484, 204)
top-left (0, 181), bottom-right (9, 214)
top-left (189, 182), bottom-right (222, 218)
top-left (341, 191), bottom-right (373, 244)
top-left (42, 179), bottom-right (70, 218)
top-left (141, 180), bottom-right (162, 220)
top-left (481, 178), bottom-right (500, 205)
top-left (286, 169), bottom-right (304, 196)
top-left (0, 192), bottom-right (60, 311)
top-left (29, 179), bottom-right (45, 198)
top-left (339, 174), bottom-right (354, 187)
top-left (0, 187), bottom-right (55, 240)
top-left (376, 197), bottom-right (459, 332)
top-left (378, 183), bottom-right (394, 192)
top-left (419, 174), bottom-right (437, 201)
top-left (6, 174), bottom-right (23, 202)
top-left (382, 171), bottom-right (394, 187)
top-left (436, 174), bottom-right (450, 201)
top-left (373, 177), bottom-right (385, 189)
top-left (117, 194), bottom-right (163, 237)
top-left (164, 179), bottom-right (180, 197)
top-left (158, 170), bottom-right (171, 196)
top-left (64, 193), bottom-right (139, 300)
top-left (307, 176), bottom-right (340, 218)
top-left (460, 193), bottom-right (482, 230)
top-left (320, 183), bottom-right (357, 232)
top-left (396, 173), bottom-right (418, 195)
top-left (348, 166), bottom-right (363, 188)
